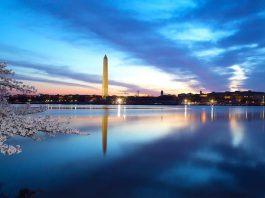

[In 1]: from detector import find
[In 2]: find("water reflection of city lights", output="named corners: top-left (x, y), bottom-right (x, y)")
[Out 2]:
top-left (201, 110), bottom-right (207, 123)
top-left (123, 107), bottom-right (127, 119)
top-left (117, 104), bottom-right (121, 117)
top-left (184, 105), bottom-right (187, 119)
top-left (230, 114), bottom-right (244, 147)
top-left (211, 106), bottom-right (214, 121)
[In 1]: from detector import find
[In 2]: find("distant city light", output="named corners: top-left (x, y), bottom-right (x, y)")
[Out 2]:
top-left (117, 98), bottom-right (123, 104)
top-left (210, 99), bottom-right (215, 105)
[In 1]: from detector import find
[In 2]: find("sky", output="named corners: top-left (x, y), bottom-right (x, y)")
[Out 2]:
top-left (0, 0), bottom-right (265, 96)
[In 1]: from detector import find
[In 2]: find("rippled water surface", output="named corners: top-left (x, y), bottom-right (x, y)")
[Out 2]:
top-left (1, 105), bottom-right (265, 197)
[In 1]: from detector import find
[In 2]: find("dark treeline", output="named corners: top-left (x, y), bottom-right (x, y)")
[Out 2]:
top-left (8, 90), bottom-right (265, 106)
top-left (8, 94), bottom-right (178, 105)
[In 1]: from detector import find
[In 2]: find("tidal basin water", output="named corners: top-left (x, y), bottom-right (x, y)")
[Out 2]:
top-left (1, 105), bottom-right (265, 197)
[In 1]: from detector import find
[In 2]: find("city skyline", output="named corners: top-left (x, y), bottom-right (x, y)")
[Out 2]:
top-left (1, 1), bottom-right (265, 96)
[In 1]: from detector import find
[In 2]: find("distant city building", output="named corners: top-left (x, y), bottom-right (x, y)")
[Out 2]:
top-left (7, 91), bottom-right (265, 106)
top-left (102, 55), bottom-right (108, 99)
top-left (161, 90), bottom-right (164, 96)
top-left (178, 90), bottom-right (265, 105)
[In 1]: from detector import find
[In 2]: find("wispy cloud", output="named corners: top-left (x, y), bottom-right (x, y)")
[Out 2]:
top-left (15, 74), bottom-right (99, 90)
top-left (160, 23), bottom-right (236, 43)
top-left (0, 43), bottom-right (47, 59)
top-left (8, 59), bottom-right (159, 95)
top-left (228, 65), bottom-right (247, 91)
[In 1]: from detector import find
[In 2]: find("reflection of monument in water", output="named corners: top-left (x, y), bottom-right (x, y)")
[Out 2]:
top-left (102, 110), bottom-right (108, 155)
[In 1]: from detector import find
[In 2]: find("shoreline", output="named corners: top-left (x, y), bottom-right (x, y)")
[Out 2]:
top-left (9, 103), bottom-right (265, 107)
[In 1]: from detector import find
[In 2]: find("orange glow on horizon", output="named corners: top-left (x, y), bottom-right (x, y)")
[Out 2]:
top-left (21, 79), bottom-right (201, 96)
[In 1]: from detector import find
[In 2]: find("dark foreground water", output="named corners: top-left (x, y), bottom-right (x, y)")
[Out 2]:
top-left (1, 105), bottom-right (265, 198)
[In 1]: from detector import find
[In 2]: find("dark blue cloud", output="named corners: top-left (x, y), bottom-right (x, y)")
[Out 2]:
top-left (19, 0), bottom-right (224, 90)
top-left (0, 43), bottom-right (47, 59)
top-left (168, 0), bottom-right (265, 90)
top-left (7, 0), bottom-right (265, 91)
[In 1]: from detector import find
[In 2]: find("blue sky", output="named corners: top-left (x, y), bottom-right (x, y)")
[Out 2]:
top-left (0, 0), bottom-right (265, 95)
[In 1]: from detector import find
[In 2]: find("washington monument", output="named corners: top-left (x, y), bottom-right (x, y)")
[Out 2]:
top-left (102, 54), bottom-right (108, 98)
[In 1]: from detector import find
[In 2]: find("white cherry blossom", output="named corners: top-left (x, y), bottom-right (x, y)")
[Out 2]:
top-left (0, 62), bottom-right (80, 155)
